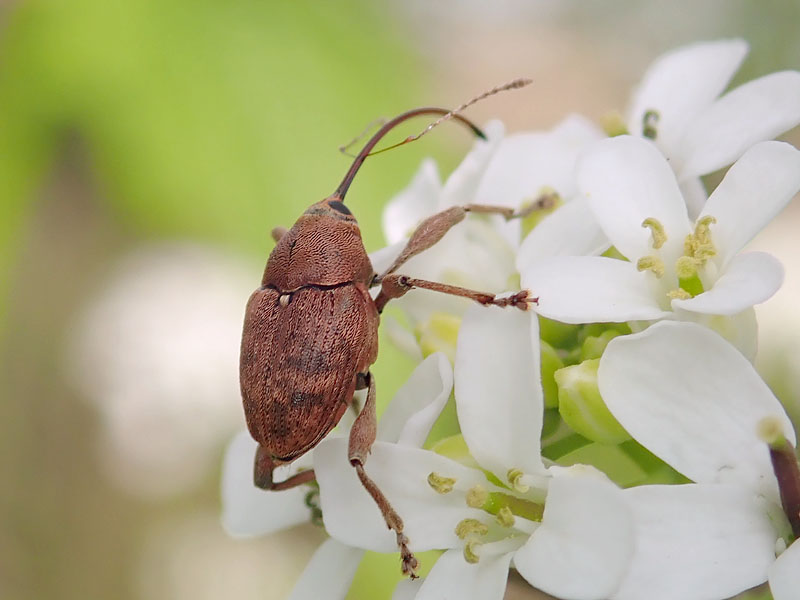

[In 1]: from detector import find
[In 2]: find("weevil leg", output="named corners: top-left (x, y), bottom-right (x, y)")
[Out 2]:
top-left (375, 193), bottom-right (557, 280)
top-left (271, 226), bottom-right (288, 242)
top-left (375, 273), bottom-right (537, 314)
top-left (254, 444), bottom-right (316, 491)
top-left (349, 372), bottom-right (419, 579)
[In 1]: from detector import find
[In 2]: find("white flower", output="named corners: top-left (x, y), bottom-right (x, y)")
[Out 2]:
top-left (598, 320), bottom-right (798, 600)
top-left (521, 136), bottom-right (800, 356)
top-left (221, 352), bottom-right (454, 599)
top-left (315, 306), bottom-right (635, 600)
top-left (627, 39), bottom-right (800, 195)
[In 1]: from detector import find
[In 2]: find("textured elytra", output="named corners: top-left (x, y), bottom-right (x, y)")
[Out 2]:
top-left (240, 283), bottom-right (378, 461)
top-left (263, 215), bottom-right (373, 291)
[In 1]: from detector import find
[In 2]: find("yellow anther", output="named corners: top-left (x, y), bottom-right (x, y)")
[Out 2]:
top-left (694, 215), bottom-right (717, 240)
top-left (675, 256), bottom-right (698, 279)
top-left (667, 288), bottom-right (692, 300)
top-left (641, 218), bottom-right (667, 249)
top-left (466, 484), bottom-right (489, 508)
top-left (495, 506), bottom-right (515, 528)
top-left (427, 472), bottom-right (457, 494)
top-left (463, 539), bottom-right (482, 564)
top-left (757, 416), bottom-right (788, 448)
top-left (455, 518), bottom-right (490, 539)
top-left (507, 468), bottom-right (530, 493)
top-left (636, 256), bottom-right (665, 278)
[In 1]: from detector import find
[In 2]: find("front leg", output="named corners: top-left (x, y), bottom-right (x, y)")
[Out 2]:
top-left (375, 273), bottom-right (538, 314)
top-left (349, 372), bottom-right (419, 579)
top-left (253, 444), bottom-right (316, 491)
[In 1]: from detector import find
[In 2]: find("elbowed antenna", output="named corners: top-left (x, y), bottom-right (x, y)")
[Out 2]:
top-left (332, 107), bottom-right (484, 201)
top-left (333, 77), bottom-right (532, 202)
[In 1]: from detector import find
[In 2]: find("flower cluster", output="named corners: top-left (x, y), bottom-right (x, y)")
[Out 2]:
top-left (222, 39), bottom-right (800, 599)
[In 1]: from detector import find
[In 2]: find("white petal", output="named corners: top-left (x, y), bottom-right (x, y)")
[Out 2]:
top-left (378, 352), bottom-right (453, 447)
top-left (678, 71), bottom-right (800, 178)
top-left (769, 538), bottom-right (800, 600)
top-left (626, 39), bottom-right (748, 156)
top-left (316, 438), bottom-right (488, 552)
top-left (672, 251), bottom-right (784, 315)
top-left (382, 159), bottom-right (442, 244)
top-left (614, 484), bottom-right (777, 600)
top-left (220, 431), bottom-right (311, 536)
top-left (516, 198), bottom-right (610, 270)
top-left (514, 466), bottom-right (633, 600)
top-left (369, 240), bottom-right (406, 278)
top-left (679, 176), bottom-right (708, 220)
top-left (672, 307), bottom-right (759, 362)
top-left (441, 120), bottom-right (504, 208)
top-left (599, 321), bottom-right (796, 500)
top-left (392, 579), bottom-right (422, 600)
top-left (416, 548), bottom-right (512, 600)
top-left (522, 256), bottom-right (671, 324)
top-left (288, 539), bottom-right (363, 600)
top-left (700, 141), bottom-right (800, 266)
top-left (578, 136), bottom-right (690, 264)
top-left (454, 304), bottom-right (545, 479)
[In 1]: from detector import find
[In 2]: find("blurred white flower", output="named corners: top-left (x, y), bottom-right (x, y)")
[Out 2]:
top-left (522, 137), bottom-right (800, 357)
top-left (66, 243), bottom-right (256, 499)
top-left (316, 306), bottom-right (635, 600)
top-left (598, 321), bottom-right (797, 600)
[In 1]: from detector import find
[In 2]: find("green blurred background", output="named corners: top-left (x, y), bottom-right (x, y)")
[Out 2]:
top-left (1, 1), bottom-right (799, 599)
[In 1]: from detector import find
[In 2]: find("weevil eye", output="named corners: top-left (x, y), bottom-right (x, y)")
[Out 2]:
top-left (328, 200), bottom-right (351, 215)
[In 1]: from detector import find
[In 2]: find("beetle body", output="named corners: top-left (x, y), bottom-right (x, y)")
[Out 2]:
top-left (240, 199), bottom-right (378, 462)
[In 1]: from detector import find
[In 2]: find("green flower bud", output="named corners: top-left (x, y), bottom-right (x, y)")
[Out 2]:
top-left (581, 330), bottom-right (623, 361)
top-left (540, 341), bottom-right (564, 408)
top-left (555, 359), bottom-right (630, 445)
top-left (539, 315), bottom-right (579, 349)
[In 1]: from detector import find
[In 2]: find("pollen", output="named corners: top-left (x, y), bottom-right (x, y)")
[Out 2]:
top-left (427, 472), bottom-right (457, 494)
top-left (463, 538), bottom-right (482, 564)
top-left (455, 518), bottom-right (489, 539)
top-left (507, 468), bottom-right (530, 493)
top-left (641, 218), bottom-right (667, 249)
top-left (636, 255), bottom-right (665, 278)
top-left (667, 288), bottom-right (692, 300)
top-left (466, 484), bottom-right (489, 508)
top-left (757, 416), bottom-right (787, 448)
top-left (495, 506), bottom-right (515, 528)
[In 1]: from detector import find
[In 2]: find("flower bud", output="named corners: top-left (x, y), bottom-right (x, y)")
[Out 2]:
top-left (555, 359), bottom-right (630, 444)
top-left (540, 340), bottom-right (564, 409)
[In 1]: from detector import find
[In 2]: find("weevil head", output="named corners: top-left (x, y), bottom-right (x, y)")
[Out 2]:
top-left (303, 195), bottom-right (358, 223)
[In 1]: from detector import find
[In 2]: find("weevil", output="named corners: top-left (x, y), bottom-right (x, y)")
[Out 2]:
top-left (239, 81), bottom-right (540, 577)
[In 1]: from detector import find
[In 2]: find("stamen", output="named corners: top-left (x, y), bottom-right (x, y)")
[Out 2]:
top-left (757, 416), bottom-right (787, 447)
top-left (495, 506), bottom-right (515, 527)
top-left (675, 256), bottom-right (704, 297)
top-left (667, 288), bottom-right (691, 300)
top-left (466, 484), bottom-right (489, 508)
top-left (427, 472), bottom-right (457, 494)
top-left (641, 218), bottom-right (667, 249)
top-left (601, 111), bottom-right (628, 137)
top-left (636, 256), bottom-right (665, 278)
top-left (507, 468), bottom-right (530, 493)
top-left (463, 539), bottom-right (482, 564)
top-left (759, 417), bottom-right (800, 538)
top-left (455, 518), bottom-right (489, 539)
top-left (642, 109), bottom-right (660, 139)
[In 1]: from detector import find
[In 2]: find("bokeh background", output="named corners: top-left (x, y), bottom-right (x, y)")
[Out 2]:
top-left (2, 2), bottom-right (800, 599)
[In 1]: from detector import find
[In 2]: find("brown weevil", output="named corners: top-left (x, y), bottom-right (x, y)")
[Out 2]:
top-left (239, 80), bottom-right (539, 578)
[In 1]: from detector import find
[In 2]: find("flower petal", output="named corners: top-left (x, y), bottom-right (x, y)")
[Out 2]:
top-left (441, 120), bottom-right (505, 208)
top-left (416, 548), bottom-right (513, 600)
top-left (392, 579), bottom-right (423, 600)
top-left (514, 466), bottom-right (633, 600)
top-left (378, 352), bottom-right (453, 447)
top-left (316, 438), bottom-right (488, 552)
top-left (522, 256), bottom-right (671, 324)
top-left (288, 539), bottom-right (364, 600)
top-left (382, 159), bottom-right (442, 244)
top-left (578, 136), bottom-right (690, 264)
top-left (369, 241), bottom-right (406, 278)
top-left (678, 70), bottom-right (800, 178)
top-left (626, 39), bottom-right (748, 156)
top-left (672, 251), bottom-right (784, 315)
top-left (614, 484), bottom-right (777, 600)
top-left (700, 140), bottom-right (800, 266)
top-left (454, 304), bottom-right (545, 479)
top-left (516, 198), bottom-right (610, 270)
top-left (769, 538), bottom-right (800, 600)
top-left (221, 431), bottom-right (311, 536)
top-left (599, 321), bottom-right (796, 500)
